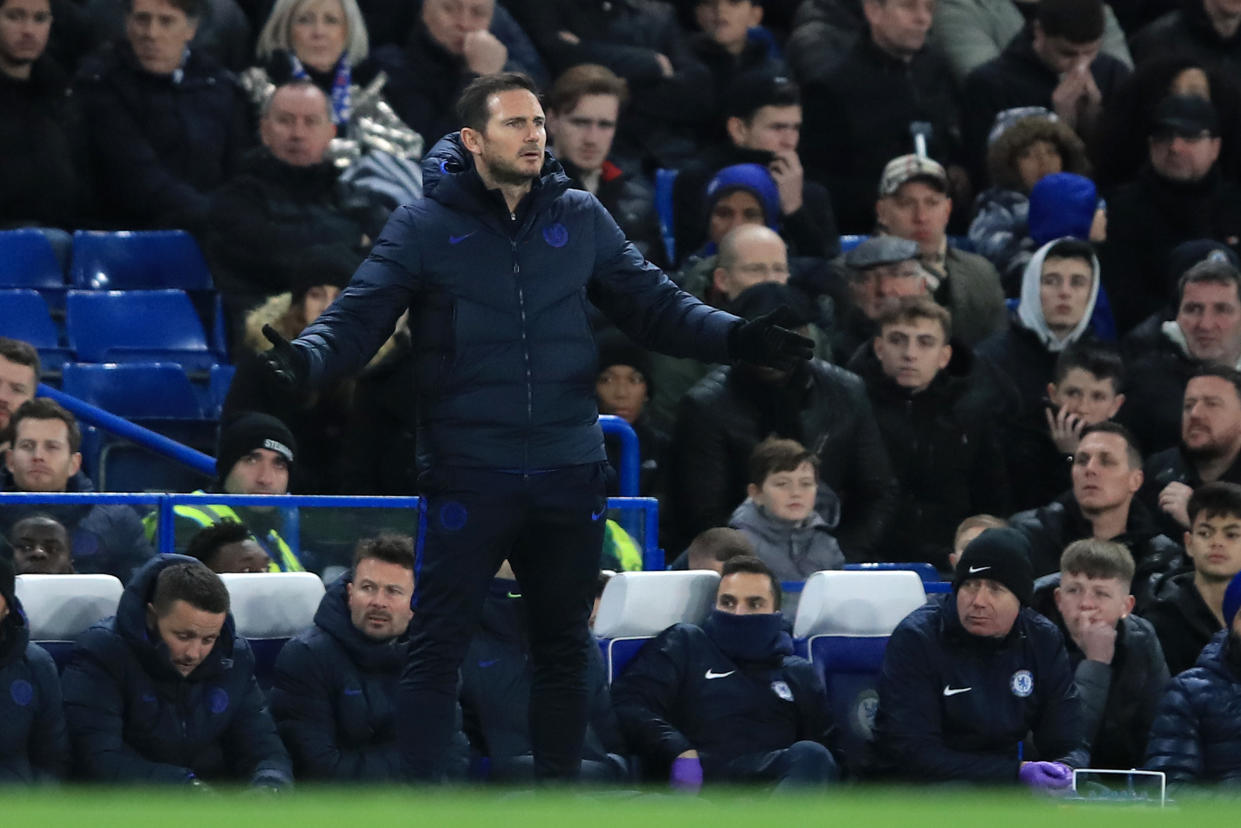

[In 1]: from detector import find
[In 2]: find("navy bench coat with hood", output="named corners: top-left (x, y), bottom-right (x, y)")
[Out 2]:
top-left (0, 596), bottom-right (68, 783)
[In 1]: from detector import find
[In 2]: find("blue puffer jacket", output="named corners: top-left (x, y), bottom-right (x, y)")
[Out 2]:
top-left (270, 577), bottom-right (408, 781)
top-left (295, 133), bottom-right (738, 472)
top-left (1146, 630), bottom-right (1241, 786)
top-left (0, 596), bottom-right (67, 783)
top-left (61, 555), bottom-right (293, 786)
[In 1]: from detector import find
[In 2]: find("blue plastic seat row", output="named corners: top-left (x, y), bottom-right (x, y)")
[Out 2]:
top-left (0, 228), bottom-right (214, 292)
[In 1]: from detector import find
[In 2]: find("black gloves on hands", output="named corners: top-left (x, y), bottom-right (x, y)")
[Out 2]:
top-left (259, 324), bottom-right (309, 389)
top-left (727, 307), bottom-right (815, 371)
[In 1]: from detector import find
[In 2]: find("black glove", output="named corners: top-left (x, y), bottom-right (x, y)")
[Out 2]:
top-left (727, 307), bottom-right (815, 371)
top-left (260, 324), bottom-right (309, 390)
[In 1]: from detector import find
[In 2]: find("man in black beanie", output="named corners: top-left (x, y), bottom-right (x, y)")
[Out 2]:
top-left (872, 527), bottom-right (1086, 787)
top-left (143, 413), bottom-right (303, 571)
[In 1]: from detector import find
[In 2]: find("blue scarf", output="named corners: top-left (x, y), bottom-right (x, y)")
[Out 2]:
top-left (290, 52), bottom-right (351, 125)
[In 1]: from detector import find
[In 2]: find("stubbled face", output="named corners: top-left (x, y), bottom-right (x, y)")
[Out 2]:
top-left (223, 448), bottom-right (290, 495)
top-left (347, 557), bottom-right (414, 639)
top-left (148, 599), bottom-right (225, 677)
top-left (864, 0), bottom-right (933, 59)
top-left (873, 316), bottom-right (951, 393)
top-left (707, 189), bottom-right (765, 245)
top-left (596, 364), bottom-right (647, 424)
top-left (465, 88), bottom-right (546, 187)
top-left (289, 0), bottom-right (347, 73)
top-left (0, 355), bottom-right (36, 430)
top-left (0, 0), bottom-right (52, 70)
top-left (956, 578), bottom-right (1020, 638)
top-left (260, 84), bottom-right (337, 167)
top-left (1182, 375), bottom-right (1241, 460)
top-left (1149, 131), bottom-right (1221, 182)
top-left (1071, 431), bottom-right (1142, 514)
top-left (421, 0), bottom-right (492, 55)
top-left (1054, 572), bottom-right (1133, 632)
top-left (1048, 368), bottom-right (1123, 425)
top-left (732, 105), bottom-right (801, 154)
top-left (1176, 280), bottom-right (1241, 364)
top-left (548, 93), bottom-right (618, 173)
top-left (876, 181), bottom-right (951, 254)
top-left (1015, 139), bottom-right (1062, 192)
top-left (849, 260), bottom-right (925, 320)
top-left (749, 461), bottom-right (817, 522)
top-left (6, 417), bottom-right (80, 492)
top-left (126, 0), bottom-right (197, 76)
top-left (1185, 510), bottom-right (1241, 582)
top-left (715, 571), bottom-right (777, 615)
top-left (1038, 255), bottom-right (1094, 337)
top-left (10, 516), bottom-right (71, 574)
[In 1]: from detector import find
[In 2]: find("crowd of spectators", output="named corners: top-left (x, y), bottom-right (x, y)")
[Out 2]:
top-left (9, 0), bottom-right (1241, 797)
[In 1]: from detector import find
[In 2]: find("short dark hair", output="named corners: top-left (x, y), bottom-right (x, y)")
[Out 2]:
top-left (352, 533), bottom-right (415, 571)
top-left (1052, 343), bottom-right (1124, 392)
top-left (456, 72), bottom-right (540, 133)
top-left (1060, 538), bottom-right (1135, 586)
top-left (1037, 0), bottom-right (1104, 43)
top-left (719, 554), bottom-right (781, 610)
top-left (1177, 259), bottom-right (1241, 308)
top-left (1078, 421), bottom-right (1142, 469)
top-left (954, 514), bottom-right (1008, 549)
top-left (876, 295), bottom-right (953, 341)
top-left (547, 64), bottom-right (628, 114)
top-left (185, 520), bottom-right (255, 569)
top-left (0, 337), bottom-right (40, 378)
top-left (124, 0), bottom-right (204, 17)
top-left (1188, 481), bottom-right (1241, 526)
top-left (725, 71), bottom-right (800, 123)
top-left (748, 436), bottom-right (818, 487)
top-left (150, 560), bottom-right (230, 616)
top-left (1190, 364), bottom-right (1241, 401)
top-left (10, 398), bottom-right (81, 453)
top-left (686, 527), bottom-right (755, 569)
top-left (1043, 238), bottom-right (1096, 269)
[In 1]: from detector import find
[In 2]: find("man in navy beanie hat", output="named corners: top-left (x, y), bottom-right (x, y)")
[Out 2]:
top-left (872, 527), bottom-right (1087, 786)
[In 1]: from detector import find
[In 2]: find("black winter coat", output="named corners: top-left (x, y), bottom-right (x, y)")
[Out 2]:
top-left (74, 43), bottom-right (250, 231)
top-left (1032, 574), bottom-right (1169, 770)
top-left (0, 597), bottom-right (68, 783)
top-left (270, 578), bottom-right (408, 781)
top-left (1146, 629), bottom-right (1241, 784)
top-left (1009, 493), bottom-right (1184, 599)
top-left (669, 360), bottom-right (896, 559)
top-left (856, 346), bottom-right (1009, 570)
top-left (872, 600), bottom-right (1087, 781)
top-left (1143, 569), bottom-right (1223, 676)
top-left (61, 555), bottom-right (293, 785)
top-left (1140, 444), bottom-right (1241, 540)
top-left (1131, 0), bottom-right (1241, 78)
top-left (295, 133), bottom-right (738, 474)
top-left (1117, 317), bottom-right (1199, 456)
top-left (561, 159), bottom-right (667, 269)
top-left (801, 38), bottom-right (960, 234)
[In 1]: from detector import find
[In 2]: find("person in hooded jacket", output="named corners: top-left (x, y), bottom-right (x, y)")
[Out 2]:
top-left (61, 555), bottom-right (293, 788)
top-left (459, 561), bottom-right (628, 782)
top-left (612, 555), bottom-right (838, 791)
top-left (271, 534), bottom-right (465, 781)
top-left (254, 72), bottom-right (811, 783)
top-left (854, 296), bottom-right (1009, 572)
top-left (0, 555), bottom-right (68, 783)
top-left (1146, 569), bottom-right (1241, 785)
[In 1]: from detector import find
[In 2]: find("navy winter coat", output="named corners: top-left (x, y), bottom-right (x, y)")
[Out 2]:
top-left (295, 133), bottom-right (738, 473)
top-left (873, 600), bottom-right (1086, 782)
top-left (612, 621), bottom-right (834, 778)
top-left (270, 577), bottom-right (407, 781)
top-left (61, 555), bottom-right (292, 786)
top-left (0, 597), bottom-right (68, 783)
top-left (1146, 630), bottom-right (1241, 785)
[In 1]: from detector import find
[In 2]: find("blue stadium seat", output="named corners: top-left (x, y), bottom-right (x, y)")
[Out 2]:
top-left (15, 574), bottom-right (123, 671)
top-left (0, 230), bottom-right (67, 309)
top-left (793, 571), bottom-right (926, 770)
top-left (844, 561), bottom-right (941, 583)
top-left (220, 572), bottom-right (325, 689)
top-left (62, 362), bottom-right (203, 419)
top-left (593, 569), bottom-right (720, 681)
top-left (654, 168), bottom-right (678, 265)
top-left (207, 364), bottom-right (236, 419)
top-left (0, 288), bottom-right (73, 370)
top-left (65, 289), bottom-right (218, 372)
top-left (69, 230), bottom-right (214, 291)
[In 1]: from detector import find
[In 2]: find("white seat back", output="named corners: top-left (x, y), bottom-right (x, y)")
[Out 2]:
top-left (793, 570), bottom-right (926, 638)
top-left (15, 573), bottom-right (123, 641)
top-left (219, 572), bottom-right (324, 639)
top-left (593, 570), bottom-right (721, 639)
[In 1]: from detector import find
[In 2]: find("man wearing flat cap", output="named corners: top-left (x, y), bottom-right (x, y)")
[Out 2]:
top-left (833, 235), bottom-right (928, 363)
top-left (872, 527), bottom-right (1086, 786)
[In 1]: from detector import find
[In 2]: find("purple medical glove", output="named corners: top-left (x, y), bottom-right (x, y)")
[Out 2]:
top-left (670, 756), bottom-right (703, 793)
top-left (1018, 761), bottom-right (1073, 790)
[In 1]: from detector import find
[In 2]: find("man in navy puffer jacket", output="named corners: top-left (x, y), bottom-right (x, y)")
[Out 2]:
top-left (258, 71), bottom-right (812, 782)
top-left (61, 555), bottom-right (292, 788)
top-left (1146, 570), bottom-right (1241, 787)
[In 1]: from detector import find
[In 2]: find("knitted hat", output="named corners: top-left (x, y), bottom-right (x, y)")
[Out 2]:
top-left (0, 554), bottom-right (13, 615)
top-left (595, 329), bottom-right (655, 398)
top-left (1167, 239), bottom-right (1239, 283)
top-left (215, 412), bottom-right (296, 485)
top-left (1224, 570), bottom-right (1241, 631)
top-left (1028, 173), bottom-right (1097, 245)
top-left (953, 528), bottom-right (1034, 606)
top-left (288, 245), bottom-right (356, 306)
top-left (704, 163), bottom-right (781, 231)
top-left (729, 281), bottom-right (817, 325)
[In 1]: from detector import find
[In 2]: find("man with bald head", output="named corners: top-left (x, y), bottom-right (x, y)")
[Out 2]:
top-left (204, 80), bottom-right (390, 328)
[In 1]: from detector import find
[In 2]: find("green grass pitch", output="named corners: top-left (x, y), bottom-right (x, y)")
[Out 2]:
top-left (0, 787), bottom-right (1230, 828)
